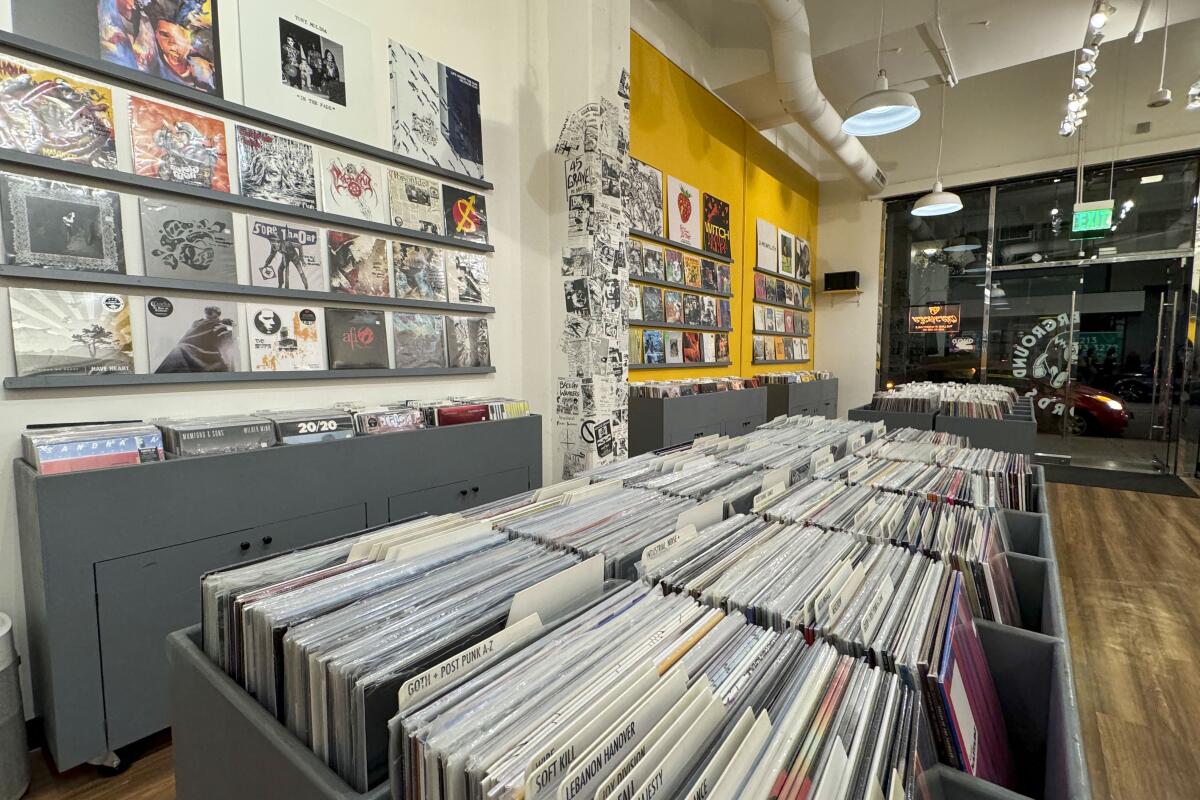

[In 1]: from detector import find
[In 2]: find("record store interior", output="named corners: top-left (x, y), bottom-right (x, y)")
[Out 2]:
top-left (1, 0), bottom-right (1199, 798)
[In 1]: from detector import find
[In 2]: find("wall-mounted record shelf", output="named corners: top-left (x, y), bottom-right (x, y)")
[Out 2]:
top-left (629, 361), bottom-right (731, 371)
top-left (628, 274), bottom-right (732, 299)
top-left (0, 29), bottom-right (493, 191)
top-left (753, 297), bottom-right (812, 312)
top-left (0, 148), bottom-right (494, 254)
top-left (628, 229), bottom-right (733, 265)
top-left (752, 358), bottom-right (812, 365)
top-left (820, 289), bottom-right (864, 296)
top-left (753, 330), bottom-right (810, 338)
top-left (629, 320), bottom-right (732, 333)
top-left (0, 265), bottom-right (496, 315)
top-left (3, 366), bottom-right (496, 391)
top-left (753, 266), bottom-right (811, 285)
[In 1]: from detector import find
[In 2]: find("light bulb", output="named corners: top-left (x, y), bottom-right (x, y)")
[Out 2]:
top-left (1059, 119), bottom-right (1076, 136)
top-left (1074, 75), bottom-right (1092, 91)
top-left (1077, 59), bottom-right (1096, 75)
top-left (1090, 1), bottom-right (1116, 31)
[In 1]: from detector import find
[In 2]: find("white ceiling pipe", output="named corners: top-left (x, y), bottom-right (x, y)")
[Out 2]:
top-left (756, 0), bottom-right (889, 194)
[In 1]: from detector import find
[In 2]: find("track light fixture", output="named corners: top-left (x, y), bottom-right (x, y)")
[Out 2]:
top-left (1188, 79), bottom-right (1200, 111)
top-left (1059, 3), bottom-right (1115, 137)
top-left (1090, 1), bottom-right (1116, 31)
top-left (1148, 0), bottom-right (1171, 108)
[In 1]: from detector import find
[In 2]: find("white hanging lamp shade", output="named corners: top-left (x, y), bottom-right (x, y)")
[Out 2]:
top-left (912, 181), bottom-right (963, 216)
top-left (842, 71), bottom-right (921, 136)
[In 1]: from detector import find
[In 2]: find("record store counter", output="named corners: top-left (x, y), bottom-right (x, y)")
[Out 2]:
top-left (15, 415), bottom-right (542, 771)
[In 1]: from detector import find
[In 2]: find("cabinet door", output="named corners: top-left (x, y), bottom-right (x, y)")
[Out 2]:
top-left (388, 480), bottom-right (472, 520)
top-left (95, 503), bottom-right (367, 749)
top-left (664, 421), bottom-right (723, 448)
top-left (723, 415), bottom-right (760, 438)
top-left (462, 467), bottom-right (531, 509)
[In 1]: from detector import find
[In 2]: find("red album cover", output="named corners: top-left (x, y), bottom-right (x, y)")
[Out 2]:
top-left (682, 331), bottom-right (701, 363)
top-left (129, 96), bottom-right (229, 192)
top-left (436, 404), bottom-right (490, 426)
top-left (39, 451), bottom-right (144, 475)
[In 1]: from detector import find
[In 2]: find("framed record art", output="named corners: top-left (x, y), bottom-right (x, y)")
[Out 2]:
top-left (248, 303), bottom-right (325, 371)
top-left (145, 295), bottom-right (240, 373)
top-left (234, 125), bottom-right (317, 209)
top-left (327, 230), bottom-right (390, 297)
top-left (320, 150), bottom-right (387, 224)
top-left (9, 288), bottom-right (133, 376)
top-left (387, 169), bottom-right (443, 234)
top-left (388, 40), bottom-right (484, 180)
top-left (445, 315), bottom-right (490, 368)
top-left (0, 174), bottom-right (124, 273)
top-left (247, 216), bottom-right (325, 291)
top-left (391, 243), bottom-right (447, 303)
top-left (98, 0), bottom-right (221, 94)
top-left (129, 95), bottom-right (229, 191)
top-left (626, 158), bottom-right (664, 235)
top-left (666, 175), bottom-right (699, 248)
top-left (442, 185), bottom-right (488, 244)
top-left (0, 54), bottom-right (117, 168)
top-left (139, 198), bottom-right (236, 283)
top-left (391, 312), bottom-right (447, 369)
top-left (451, 253), bottom-right (489, 305)
top-left (701, 193), bottom-right (730, 258)
top-left (324, 308), bottom-right (388, 369)
top-left (239, 0), bottom-right (378, 146)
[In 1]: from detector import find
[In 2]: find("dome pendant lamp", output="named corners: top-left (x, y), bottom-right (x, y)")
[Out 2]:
top-left (912, 82), bottom-right (962, 217)
top-left (841, 0), bottom-right (921, 136)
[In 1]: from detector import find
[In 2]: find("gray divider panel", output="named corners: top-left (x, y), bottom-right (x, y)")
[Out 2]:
top-left (934, 415), bottom-right (1037, 456)
top-left (16, 415), bottom-right (542, 770)
top-left (764, 378), bottom-right (839, 420)
top-left (847, 404), bottom-right (937, 431)
top-left (628, 388), bottom-right (768, 455)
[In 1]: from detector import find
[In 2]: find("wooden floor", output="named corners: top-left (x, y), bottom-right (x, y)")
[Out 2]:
top-left (19, 482), bottom-right (1200, 800)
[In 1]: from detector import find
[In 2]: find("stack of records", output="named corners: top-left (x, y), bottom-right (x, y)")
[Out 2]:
top-left (258, 409), bottom-right (355, 445)
top-left (879, 427), bottom-right (969, 448)
top-left (870, 390), bottom-right (939, 415)
top-left (410, 396), bottom-right (531, 426)
top-left (627, 457), bottom-right (759, 503)
top-left (22, 423), bottom-right (164, 474)
top-left (753, 370), bottom-right (829, 384)
top-left (156, 415), bottom-right (277, 457)
top-left (629, 377), bottom-right (760, 398)
top-left (345, 405), bottom-right (426, 435)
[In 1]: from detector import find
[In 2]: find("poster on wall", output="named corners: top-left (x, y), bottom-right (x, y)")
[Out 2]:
top-left (666, 175), bottom-right (700, 248)
top-left (908, 303), bottom-right (962, 333)
top-left (701, 193), bottom-right (730, 258)
top-left (626, 158), bottom-right (664, 236)
top-left (389, 41), bottom-right (484, 180)
top-left (235, 125), bottom-right (318, 209)
top-left (9, 288), bottom-right (133, 376)
top-left (795, 236), bottom-right (812, 281)
top-left (99, 0), bottom-right (221, 93)
top-left (146, 295), bottom-right (240, 373)
top-left (778, 230), bottom-right (795, 277)
top-left (320, 150), bottom-right (387, 223)
top-left (238, 0), bottom-right (378, 146)
top-left (756, 218), bottom-right (778, 271)
top-left (0, 175), bottom-right (124, 273)
top-left (129, 96), bottom-right (229, 191)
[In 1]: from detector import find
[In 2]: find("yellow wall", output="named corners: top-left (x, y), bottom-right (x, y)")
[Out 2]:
top-left (628, 31), bottom-right (819, 381)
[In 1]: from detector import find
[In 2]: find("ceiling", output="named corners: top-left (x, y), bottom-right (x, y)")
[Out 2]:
top-left (648, 0), bottom-right (1200, 179)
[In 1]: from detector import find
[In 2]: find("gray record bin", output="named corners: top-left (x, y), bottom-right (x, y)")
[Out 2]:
top-left (628, 387), bottom-right (769, 455)
top-left (935, 401), bottom-right (1038, 456)
top-left (848, 403), bottom-right (937, 431)
top-left (16, 415), bottom-right (542, 771)
top-left (764, 377), bottom-right (839, 420)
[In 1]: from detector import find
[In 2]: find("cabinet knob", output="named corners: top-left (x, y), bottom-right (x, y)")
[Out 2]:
top-left (262, 536), bottom-right (273, 545)
top-left (459, 489), bottom-right (469, 496)
top-left (471, 486), bottom-right (480, 493)
top-left (239, 542), bottom-right (250, 551)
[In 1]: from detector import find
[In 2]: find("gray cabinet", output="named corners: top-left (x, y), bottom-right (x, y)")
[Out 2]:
top-left (628, 388), bottom-right (768, 455)
top-left (765, 378), bottom-right (839, 420)
top-left (16, 415), bottom-right (542, 770)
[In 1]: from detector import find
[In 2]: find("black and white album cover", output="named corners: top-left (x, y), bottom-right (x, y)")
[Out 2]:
top-left (445, 315), bottom-right (490, 368)
top-left (387, 168), bottom-right (443, 234)
top-left (0, 174), bottom-right (124, 273)
top-left (145, 295), bottom-right (240, 373)
top-left (247, 216), bottom-right (325, 291)
top-left (626, 158), bottom-right (664, 235)
top-left (442, 185), bottom-right (488, 243)
top-left (642, 244), bottom-right (665, 281)
top-left (641, 286), bottom-right (664, 323)
top-left (392, 243), bottom-right (447, 302)
top-left (392, 312), bottom-right (447, 369)
top-left (248, 303), bottom-right (325, 371)
top-left (320, 150), bottom-right (386, 223)
top-left (9, 288), bottom-right (133, 376)
top-left (452, 253), bottom-right (489, 305)
top-left (683, 293), bottom-right (702, 326)
top-left (140, 198), bottom-right (237, 283)
top-left (795, 236), bottom-right (812, 281)
top-left (235, 125), bottom-right (317, 209)
top-left (389, 40), bottom-right (484, 179)
top-left (324, 307), bottom-right (388, 369)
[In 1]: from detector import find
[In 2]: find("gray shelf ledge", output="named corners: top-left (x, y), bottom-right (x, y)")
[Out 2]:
top-left (753, 297), bottom-right (812, 311)
top-left (752, 358), bottom-right (813, 365)
top-left (753, 266), bottom-right (812, 285)
top-left (752, 330), bottom-right (810, 338)
top-left (629, 361), bottom-right (731, 371)
top-left (0, 264), bottom-right (495, 315)
top-left (0, 29), bottom-right (493, 191)
top-left (628, 229), bottom-right (734, 264)
top-left (0, 148), bottom-right (494, 254)
top-left (629, 274), bottom-right (732, 298)
top-left (4, 366), bottom-right (496, 390)
top-left (629, 320), bottom-right (732, 333)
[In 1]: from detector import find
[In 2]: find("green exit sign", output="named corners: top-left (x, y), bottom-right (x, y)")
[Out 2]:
top-left (1072, 200), bottom-right (1115, 235)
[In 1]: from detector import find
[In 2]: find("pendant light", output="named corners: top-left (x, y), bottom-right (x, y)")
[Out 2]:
top-left (1147, 0), bottom-right (1172, 107)
top-left (841, 0), bottom-right (921, 136)
top-left (943, 233), bottom-right (981, 252)
top-left (912, 82), bottom-right (962, 217)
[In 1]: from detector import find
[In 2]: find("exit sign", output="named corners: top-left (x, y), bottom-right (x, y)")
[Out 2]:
top-left (1072, 199), bottom-right (1115, 235)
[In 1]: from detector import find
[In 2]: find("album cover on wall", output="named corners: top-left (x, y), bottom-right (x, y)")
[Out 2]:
top-left (247, 216), bottom-right (325, 291)
top-left (139, 198), bottom-right (236, 283)
top-left (387, 168), bottom-right (443, 234)
top-left (796, 236), bottom-right (812, 281)
top-left (683, 254), bottom-right (701, 288)
top-left (391, 243), bottom-right (447, 302)
top-left (248, 303), bottom-right (324, 371)
top-left (716, 333), bottom-right (730, 361)
top-left (129, 96), bottom-right (229, 191)
top-left (700, 259), bottom-right (718, 291)
top-left (719, 299), bottom-right (731, 328)
top-left (682, 331), bottom-right (701, 363)
top-left (234, 125), bottom-right (317, 209)
top-left (9, 288), bottom-right (132, 376)
top-left (392, 312), bottom-right (447, 368)
top-left (442, 185), bottom-right (488, 243)
top-left (239, 0), bottom-right (378, 145)
top-left (642, 329), bottom-right (665, 364)
top-left (753, 305), bottom-right (765, 331)
top-left (702, 296), bottom-right (717, 327)
top-left (445, 315), bottom-right (490, 368)
top-left (451, 253), bottom-right (489, 305)
top-left (626, 158), bottom-right (664, 236)
top-left (664, 290), bottom-right (683, 324)
top-left (99, 0), bottom-right (221, 94)
top-left (625, 239), bottom-right (643, 278)
top-left (327, 230), bottom-right (391, 297)
top-left (683, 293), bottom-right (701, 326)
top-left (641, 244), bottom-right (665, 281)
top-left (0, 174), bottom-right (124, 273)
top-left (624, 283), bottom-right (642, 320)
top-left (664, 249), bottom-right (684, 284)
top-left (641, 286), bottom-right (664, 323)
top-left (701, 193), bottom-right (730, 257)
top-left (145, 295), bottom-right (240, 373)
top-left (701, 332), bottom-right (716, 362)
top-left (0, 55), bottom-right (117, 168)
top-left (320, 150), bottom-right (387, 223)
top-left (779, 229), bottom-right (795, 277)
top-left (665, 330), bottom-right (683, 363)
top-left (753, 335), bottom-right (765, 361)
top-left (666, 175), bottom-right (699, 248)
top-left (389, 40), bottom-right (484, 180)
top-left (756, 217), bottom-right (778, 271)
top-left (325, 308), bottom-right (388, 369)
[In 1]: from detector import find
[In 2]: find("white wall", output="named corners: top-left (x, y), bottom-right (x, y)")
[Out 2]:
top-left (0, 0), bottom-right (569, 717)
